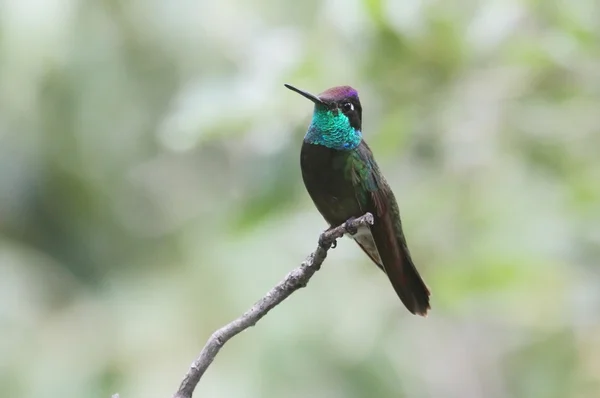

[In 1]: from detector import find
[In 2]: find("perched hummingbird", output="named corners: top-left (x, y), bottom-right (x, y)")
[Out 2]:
top-left (285, 84), bottom-right (431, 316)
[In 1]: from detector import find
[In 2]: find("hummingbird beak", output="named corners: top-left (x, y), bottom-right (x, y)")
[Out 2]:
top-left (284, 84), bottom-right (325, 105)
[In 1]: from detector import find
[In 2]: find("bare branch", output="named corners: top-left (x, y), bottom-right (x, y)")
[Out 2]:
top-left (171, 213), bottom-right (374, 398)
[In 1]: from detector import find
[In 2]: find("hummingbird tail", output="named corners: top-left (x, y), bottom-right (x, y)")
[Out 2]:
top-left (367, 218), bottom-right (431, 316)
top-left (354, 231), bottom-right (430, 316)
top-left (389, 250), bottom-right (431, 316)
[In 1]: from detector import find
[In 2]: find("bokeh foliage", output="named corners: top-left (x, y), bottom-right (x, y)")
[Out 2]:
top-left (0, 0), bottom-right (599, 397)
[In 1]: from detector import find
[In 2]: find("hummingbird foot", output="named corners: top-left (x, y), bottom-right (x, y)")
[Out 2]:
top-left (318, 225), bottom-right (339, 249)
top-left (318, 233), bottom-right (337, 249)
top-left (344, 217), bottom-right (359, 236)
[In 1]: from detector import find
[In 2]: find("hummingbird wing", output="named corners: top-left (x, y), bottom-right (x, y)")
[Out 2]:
top-left (349, 142), bottom-right (431, 316)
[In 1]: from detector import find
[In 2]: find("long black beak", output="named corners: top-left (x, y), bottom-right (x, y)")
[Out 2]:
top-left (284, 84), bottom-right (324, 105)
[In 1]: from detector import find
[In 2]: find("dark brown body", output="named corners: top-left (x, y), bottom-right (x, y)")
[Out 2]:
top-left (300, 140), bottom-right (431, 316)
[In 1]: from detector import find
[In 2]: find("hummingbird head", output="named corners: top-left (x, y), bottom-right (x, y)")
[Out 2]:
top-left (285, 84), bottom-right (363, 151)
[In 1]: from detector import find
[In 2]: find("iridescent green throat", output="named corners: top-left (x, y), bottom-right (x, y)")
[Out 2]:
top-left (304, 106), bottom-right (362, 151)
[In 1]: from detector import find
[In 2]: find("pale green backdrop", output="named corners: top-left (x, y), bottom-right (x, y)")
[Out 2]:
top-left (1, 0), bottom-right (599, 397)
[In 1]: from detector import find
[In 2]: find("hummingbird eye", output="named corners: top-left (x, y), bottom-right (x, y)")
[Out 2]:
top-left (342, 102), bottom-right (354, 113)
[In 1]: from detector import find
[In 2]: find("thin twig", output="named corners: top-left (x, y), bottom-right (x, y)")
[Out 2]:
top-left (171, 213), bottom-right (374, 398)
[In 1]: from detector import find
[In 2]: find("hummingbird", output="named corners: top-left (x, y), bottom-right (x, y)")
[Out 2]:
top-left (285, 83), bottom-right (431, 316)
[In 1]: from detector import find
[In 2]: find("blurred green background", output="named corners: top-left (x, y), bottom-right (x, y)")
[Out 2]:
top-left (1, 0), bottom-right (599, 397)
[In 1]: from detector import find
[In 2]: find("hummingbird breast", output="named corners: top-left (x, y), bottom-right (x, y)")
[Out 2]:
top-left (300, 142), bottom-right (364, 226)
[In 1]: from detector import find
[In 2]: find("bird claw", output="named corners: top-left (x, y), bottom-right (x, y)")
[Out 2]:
top-left (344, 217), bottom-right (358, 236)
top-left (318, 234), bottom-right (337, 249)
